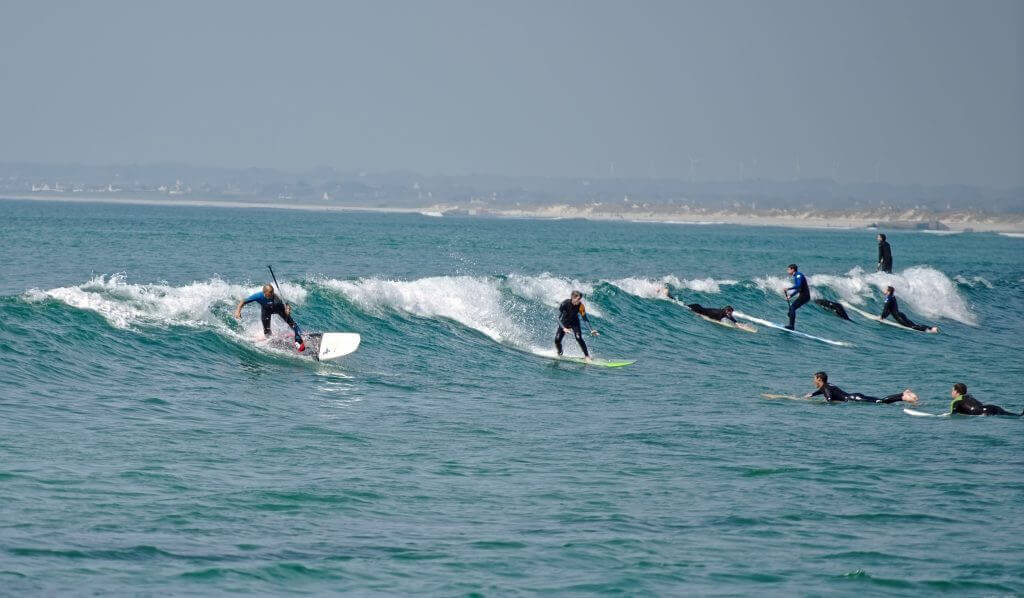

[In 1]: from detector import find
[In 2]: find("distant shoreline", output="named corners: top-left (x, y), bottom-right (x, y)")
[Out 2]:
top-left (5, 194), bottom-right (1023, 233)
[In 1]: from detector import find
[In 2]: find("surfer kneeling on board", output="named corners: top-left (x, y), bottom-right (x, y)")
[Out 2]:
top-left (881, 286), bottom-right (939, 333)
top-left (804, 371), bottom-right (919, 404)
top-left (949, 383), bottom-right (1021, 416)
top-left (782, 263), bottom-right (810, 330)
top-left (687, 303), bottom-right (737, 323)
top-left (234, 284), bottom-right (305, 351)
top-left (556, 290), bottom-right (598, 362)
top-left (814, 299), bottom-right (850, 320)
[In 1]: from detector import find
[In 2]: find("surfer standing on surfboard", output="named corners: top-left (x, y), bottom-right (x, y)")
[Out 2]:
top-left (804, 371), bottom-right (919, 404)
top-left (555, 290), bottom-right (598, 362)
top-left (881, 286), bottom-right (939, 333)
top-left (782, 264), bottom-right (810, 330)
top-left (234, 284), bottom-right (306, 352)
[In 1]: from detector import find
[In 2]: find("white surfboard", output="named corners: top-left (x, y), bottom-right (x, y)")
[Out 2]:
top-left (733, 311), bottom-right (852, 346)
top-left (841, 301), bottom-right (937, 333)
top-left (903, 408), bottom-right (949, 417)
top-left (315, 333), bottom-right (361, 361)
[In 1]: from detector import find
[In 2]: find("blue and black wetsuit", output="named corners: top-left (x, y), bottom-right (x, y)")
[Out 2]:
top-left (786, 270), bottom-right (810, 329)
top-left (812, 384), bottom-right (905, 403)
top-left (555, 299), bottom-right (590, 357)
top-left (880, 295), bottom-right (931, 331)
top-left (243, 292), bottom-right (303, 342)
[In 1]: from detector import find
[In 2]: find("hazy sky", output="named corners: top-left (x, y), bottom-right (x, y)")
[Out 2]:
top-left (1, 1), bottom-right (1021, 186)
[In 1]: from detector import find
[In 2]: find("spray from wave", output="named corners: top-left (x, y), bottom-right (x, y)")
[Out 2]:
top-left (754, 266), bottom-right (976, 324)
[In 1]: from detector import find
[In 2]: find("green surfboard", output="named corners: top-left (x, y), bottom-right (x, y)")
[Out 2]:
top-left (558, 356), bottom-right (636, 367)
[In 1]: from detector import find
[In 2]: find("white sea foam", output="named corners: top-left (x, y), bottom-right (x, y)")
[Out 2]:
top-left (757, 267), bottom-right (976, 324)
top-left (998, 232), bottom-right (1024, 239)
top-left (505, 273), bottom-right (599, 313)
top-left (608, 275), bottom-right (737, 298)
top-left (321, 276), bottom-right (539, 347)
top-left (25, 274), bottom-right (308, 343)
top-left (953, 275), bottom-right (994, 289)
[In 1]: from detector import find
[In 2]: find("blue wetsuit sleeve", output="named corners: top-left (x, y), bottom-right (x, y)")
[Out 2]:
top-left (787, 274), bottom-right (803, 295)
top-left (242, 292), bottom-right (264, 305)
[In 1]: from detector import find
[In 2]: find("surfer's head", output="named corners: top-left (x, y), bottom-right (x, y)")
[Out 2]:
top-left (262, 284), bottom-right (274, 298)
top-left (814, 371), bottom-right (828, 387)
top-left (570, 290), bottom-right (583, 305)
top-left (952, 382), bottom-right (967, 398)
top-left (884, 285), bottom-right (895, 296)
top-left (878, 233), bottom-right (886, 242)
top-left (724, 305), bottom-right (734, 315)
top-left (788, 264), bottom-right (798, 275)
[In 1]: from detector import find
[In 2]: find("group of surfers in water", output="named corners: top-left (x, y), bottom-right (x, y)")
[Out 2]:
top-left (235, 235), bottom-right (1009, 416)
top-left (805, 372), bottom-right (1022, 417)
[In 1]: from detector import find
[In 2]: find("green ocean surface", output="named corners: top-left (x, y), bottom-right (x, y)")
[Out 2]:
top-left (1, 199), bottom-right (1022, 595)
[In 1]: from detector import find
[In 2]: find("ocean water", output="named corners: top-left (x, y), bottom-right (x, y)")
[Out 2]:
top-left (1, 198), bottom-right (1022, 596)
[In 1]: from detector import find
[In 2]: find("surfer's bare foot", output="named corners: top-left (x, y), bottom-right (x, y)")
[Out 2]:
top-left (584, 356), bottom-right (592, 363)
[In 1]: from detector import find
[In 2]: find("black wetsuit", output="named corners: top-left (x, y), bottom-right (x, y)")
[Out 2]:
top-left (878, 240), bottom-right (893, 273)
top-left (814, 299), bottom-right (851, 320)
top-left (786, 271), bottom-right (810, 329)
top-left (811, 384), bottom-right (905, 403)
top-left (555, 299), bottom-right (590, 357)
top-left (950, 393), bottom-right (1020, 416)
top-left (687, 303), bottom-right (737, 323)
top-left (880, 295), bottom-right (931, 331)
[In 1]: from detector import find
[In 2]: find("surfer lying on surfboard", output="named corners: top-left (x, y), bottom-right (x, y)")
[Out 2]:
top-left (814, 299), bottom-right (851, 320)
top-left (949, 383), bottom-right (1022, 416)
top-left (686, 303), bottom-right (738, 324)
top-left (881, 286), bottom-right (939, 333)
top-left (804, 371), bottom-right (919, 404)
top-left (555, 290), bottom-right (598, 362)
top-left (234, 283), bottom-right (305, 352)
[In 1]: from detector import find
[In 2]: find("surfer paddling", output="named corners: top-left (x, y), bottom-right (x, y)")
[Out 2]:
top-left (556, 290), bottom-right (598, 362)
top-left (814, 298), bottom-right (851, 320)
top-left (782, 263), bottom-right (810, 330)
top-left (234, 284), bottom-right (305, 351)
top-left (804, 371), bottom-right (919, 404)
top-left (881, 286), bottom-right (939, 333)
top-left (949, 383), bottom-right (1022, 416)
top-left (687, 303), bottom-right (737, 324)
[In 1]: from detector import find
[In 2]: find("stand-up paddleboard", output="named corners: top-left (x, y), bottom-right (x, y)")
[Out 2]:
top-left (307, 332), bottom-right (361, 362)
top-left (903, 408), bottom-right (949, 417)
top-left (671, 300), bottom-right (756, 333)
top-left (734, 311), bottom-right (852, 346)
top-left (840, 301), bottom-right (939, 334)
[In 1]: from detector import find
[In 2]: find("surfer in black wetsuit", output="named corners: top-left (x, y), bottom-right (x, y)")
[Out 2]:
top-left (881, 286), bottom-right (939, 333)
top-left (949, 383), bottom-right (1022, 416)
top-left (687, 304), bottom-right (737, 323)
top-left (804, 371), bottom-right (919, 404)
top-left (814, 298), bottom-right (851, 320)
top-left (234, 284), bottom-right (305, 351)
top-left (877, 233), bottom-right (893, 273)
top-left (782, 264), bottom-right (810, 330)
top-left (555, 290), bottom-right (598, 361)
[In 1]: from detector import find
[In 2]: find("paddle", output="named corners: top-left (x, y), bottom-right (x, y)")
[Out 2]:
top-left (268, 265), bottom-right (305, 351)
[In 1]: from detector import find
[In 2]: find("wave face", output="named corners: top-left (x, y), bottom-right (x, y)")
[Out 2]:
top-left (1, 200), bottom-right (1022, 596)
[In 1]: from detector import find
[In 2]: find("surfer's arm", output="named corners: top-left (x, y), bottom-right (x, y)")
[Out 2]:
top-left (234, 292), bottom-right (264, 318)
top-left (879, 301), bottom-right (893, 320)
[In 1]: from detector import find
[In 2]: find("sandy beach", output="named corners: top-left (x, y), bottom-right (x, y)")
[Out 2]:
top-left (7, 194), bottom-right (1024, 233)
